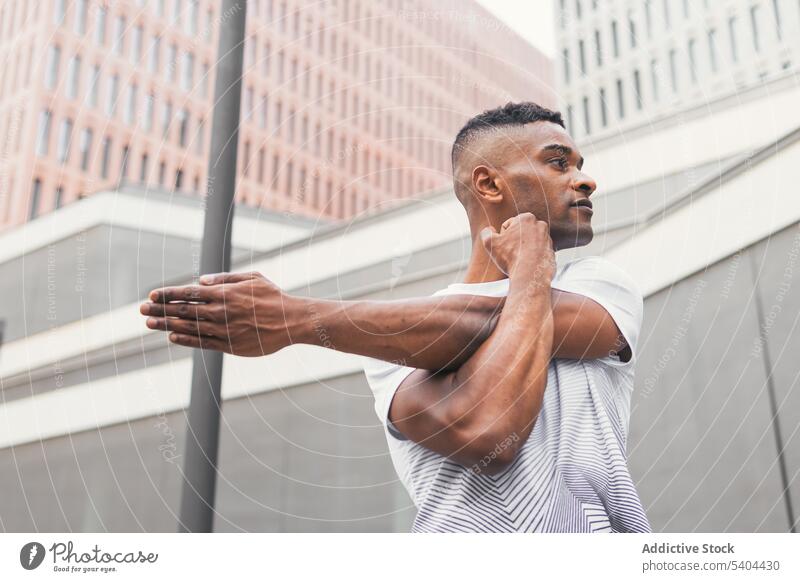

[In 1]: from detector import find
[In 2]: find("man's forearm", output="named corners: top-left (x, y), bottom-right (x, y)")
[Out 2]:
top-left (293, 294), bottom-right (505, 372)
top-left (444, 265), bottom-right (553, 457)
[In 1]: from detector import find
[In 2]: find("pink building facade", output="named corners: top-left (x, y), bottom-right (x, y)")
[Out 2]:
top-left (0, 0), bottom-right (554, 230)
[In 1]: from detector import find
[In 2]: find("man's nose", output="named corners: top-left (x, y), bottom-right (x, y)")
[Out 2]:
top-left (574, 172), bottom-right (597, 197)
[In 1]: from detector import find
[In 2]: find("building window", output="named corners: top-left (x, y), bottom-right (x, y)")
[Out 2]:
top-left (599, 87), bottom-right (607, 127)
top-left (260, 95), bottom-right (268, 129)
top-left (669, 49), bottom-right (678, 92)
top-left (113, 15), bottom-right (126, 56)
top-left (86, 64), bottom-right (100, 107)
top-left (55, 187), bottom-right (64, 209)
top-left (644, 0), bottom-right (652, 36)
top-left (581, 96), bottom-right (590, 135)
top-left (174, 169), bottom-right (183, 191)
top-left (29, 179), bottom-right (42, 219)
top-left (132, 25), bottom-right (143, 62)
top-left (611, 20), bottom-right (619, 58)
top-left (173, 0), bottom-right (183, 26)
top-left (54, 0), bottom-right (66, 25)
top-left (578, 40), bottom-right (586, 75)
top-left (140, 153), bottom-right (149, 182)
top-left (67, 55), bottom-right (81, 99)
top-left (45, 45), bottom-right (61, 89)
top-left (79, 127), bottom-right (93, 171)
top-left (74, 0), bottom-right (88, 34)
top-left (616, 78), bottom-right (624, 118)
top-left (161, 101), bottom-right (172, 138)
top-left (177, 108), bottom-right (189, 147)
top-left (562, 48), bottom-right (570, 84)
top-left (189, 0), bottom-right (199, 35)
top-left (106, 74), bottom-right (118, 117)
top-left (688, 38), bottom-right (697, 83)
top-left (728, 17), bottom-right (738, 63)
top-left (120, 145), bottom-right (130, 180)
top-left (772, 0), bottom-right (782, 41)
top-left (566, 104), bottom-right (574, 133)
top-left (662, 0), bottom-right (670, 27)
top-left (143, 93), bottom-right (154, 131)
top-left (195, 118), bottom-right (205, 154)
top-left (650, 58), bottom-right (659, 102)
top-left (750, 5), bottom-right (761, 52)
top-left (633, 69), bottom-right (642, 110)
top-left (124, 83), bottom-right (137, 125)
top-left (158, 161), bottom-right (166, 185)
top-left (628, 11), bottom-right (636, 48)
top-left (149, 37), bottom-right (161, 74)
top-left (244, 86), bottom-right (253, 119)
top-left (181, 51), bottom-right (194, 92)
top-left (101, 136), bottom-right (112, 179)
top-left (36, 110), bottom-right (52, 156)
top-left (56, 118), bottom-right (72, 163)
top-left (201, 62), bottom-right (210, 98)
top-left (594, 29), bottom-right (602, 67)
top-left (708, 28), bottom-right (718, 73)
top-left (167, 44), bottom-right (177, 82)
top-left (95, 6), bottom-right (107, 45)
top-left (286, 161), bottom-right (293, 194)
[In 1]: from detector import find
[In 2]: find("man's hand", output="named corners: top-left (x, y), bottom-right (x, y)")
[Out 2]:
top-left (141, 271), bottom-right (305, 356)
top-left (480, 213), bottom-right (557, 280)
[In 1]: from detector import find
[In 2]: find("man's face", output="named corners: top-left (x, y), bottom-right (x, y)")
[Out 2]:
top-left (496, 122), bottom-right (597, 251)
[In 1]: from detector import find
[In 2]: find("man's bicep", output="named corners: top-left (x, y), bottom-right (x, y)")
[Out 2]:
top-left (550, 289), bottom-right (629, 361)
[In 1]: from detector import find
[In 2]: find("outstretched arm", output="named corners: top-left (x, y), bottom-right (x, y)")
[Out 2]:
top-left (142, 274), bottom-right (505, 372)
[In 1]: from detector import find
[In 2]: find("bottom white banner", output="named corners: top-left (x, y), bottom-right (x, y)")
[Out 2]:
top-left (1, 533), bottom-right (797, 580)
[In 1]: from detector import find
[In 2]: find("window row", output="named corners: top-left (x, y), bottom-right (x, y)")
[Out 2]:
top-left (44, 43), bottom-right (211, 97)
top-left (561, 0), bottom-right (792, 84)
top-left (54, 0), bottom-right (212, 43)
top-left (35, 107), bottom-right (207, 166)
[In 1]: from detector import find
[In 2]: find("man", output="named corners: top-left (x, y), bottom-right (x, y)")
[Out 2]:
top-left (141, 102), bottom-right (650, 533)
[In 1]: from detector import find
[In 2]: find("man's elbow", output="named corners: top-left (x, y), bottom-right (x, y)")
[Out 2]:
top-left (449, 420), bottom-right (524, 477)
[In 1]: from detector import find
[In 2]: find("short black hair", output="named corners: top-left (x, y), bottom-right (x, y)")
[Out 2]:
top-left (451, 102), bottom-right (565, 170)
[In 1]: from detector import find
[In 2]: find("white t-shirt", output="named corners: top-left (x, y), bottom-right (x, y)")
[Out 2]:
top-left (362, 256), bottom-right (651, 532)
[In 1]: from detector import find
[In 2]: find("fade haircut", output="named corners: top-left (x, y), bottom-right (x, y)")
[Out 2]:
top-left (451, 102), bottom-right (565, 172)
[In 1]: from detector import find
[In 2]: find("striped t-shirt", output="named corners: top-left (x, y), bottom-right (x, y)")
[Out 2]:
top-left (362, 256), bottom-right (651, 532)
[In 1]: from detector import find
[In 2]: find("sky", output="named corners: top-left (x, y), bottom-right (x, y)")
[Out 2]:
top-left (475, 0), bottom-right (556, 58)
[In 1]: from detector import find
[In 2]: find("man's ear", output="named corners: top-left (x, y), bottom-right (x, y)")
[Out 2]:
top-left (472, 165), bottom-right (504, 205)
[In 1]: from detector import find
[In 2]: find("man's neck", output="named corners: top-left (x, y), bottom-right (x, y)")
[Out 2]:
top-left (461, 235), bottom-right (508, 284)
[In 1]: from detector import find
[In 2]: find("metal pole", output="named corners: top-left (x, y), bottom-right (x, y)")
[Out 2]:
top-left (178, 0), bottom-right (248, 533)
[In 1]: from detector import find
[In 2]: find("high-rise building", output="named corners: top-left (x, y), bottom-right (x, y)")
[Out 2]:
top-left (0, 0), bottom-right (554, 230)
top-left (555, 0), bottom-right (800, 141)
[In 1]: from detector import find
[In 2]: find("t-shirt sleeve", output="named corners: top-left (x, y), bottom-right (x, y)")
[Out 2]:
top-left (361, 355), bottom-right (416, 441)
top-left (551, 256), bottom-right (644, 369)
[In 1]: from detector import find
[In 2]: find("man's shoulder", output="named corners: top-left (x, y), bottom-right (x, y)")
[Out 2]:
top-left (556, 255), bottom-right (642, 298)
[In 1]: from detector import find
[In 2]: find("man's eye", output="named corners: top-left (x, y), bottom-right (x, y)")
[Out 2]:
top-left (550, 157), bottom-right (568, 169)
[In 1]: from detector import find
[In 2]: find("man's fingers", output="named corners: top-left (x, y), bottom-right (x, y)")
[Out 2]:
top-left (199, 271), bottom-right (259, 285)
top-left (149, 284), bottom-right (218, 303)
top-left (168, 332), bottom-right (229, 352)
top-left (140, 301), bottom-right (218, 321)
top-left (145, 317), bottom-right (225, 338)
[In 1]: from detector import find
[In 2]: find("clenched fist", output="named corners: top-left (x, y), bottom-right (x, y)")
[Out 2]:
top-left (480, 213), bottom-right (556, 281)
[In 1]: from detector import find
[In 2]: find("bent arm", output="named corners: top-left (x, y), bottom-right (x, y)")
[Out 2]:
top-left (389, 262), bottom-right (554, 475)
top-left (295, 287), bottom-right (626, 371)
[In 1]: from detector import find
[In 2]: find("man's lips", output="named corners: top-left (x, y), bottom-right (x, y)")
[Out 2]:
top-left (570, 199), bottom-right (593, 214)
